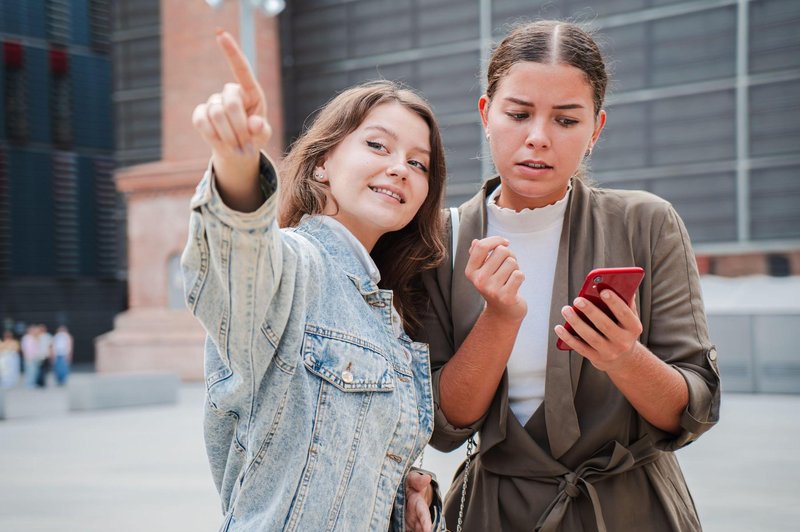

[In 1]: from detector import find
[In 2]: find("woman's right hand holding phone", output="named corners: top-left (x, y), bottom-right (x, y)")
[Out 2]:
top-left (192, 30), bottom-right (272, 212)
top-left (465, 236), bottom-right (527, 322)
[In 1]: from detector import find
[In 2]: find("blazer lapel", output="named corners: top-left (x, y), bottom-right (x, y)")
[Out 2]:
top-left (450, 179), bottom-right (496, 349)
top-left (544, 179), bottom-right (596, 459)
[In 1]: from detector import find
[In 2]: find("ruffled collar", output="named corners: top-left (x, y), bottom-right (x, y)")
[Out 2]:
top-left (486, 182), bottom-right (571, 234)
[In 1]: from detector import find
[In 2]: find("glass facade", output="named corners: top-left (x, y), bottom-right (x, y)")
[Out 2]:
top-left (0, 0), bottom-right (125, 364)
top-left (280, 0), bottom-right (800, 250)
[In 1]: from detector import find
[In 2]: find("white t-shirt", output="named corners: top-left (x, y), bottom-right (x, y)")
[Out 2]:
top-left (486, 183), bottom-right (570, 425)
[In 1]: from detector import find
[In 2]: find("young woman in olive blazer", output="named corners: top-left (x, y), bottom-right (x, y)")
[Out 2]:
top-left (418, 21), bottom-right (720, 532)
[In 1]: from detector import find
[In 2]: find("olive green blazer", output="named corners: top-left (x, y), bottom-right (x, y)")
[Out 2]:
top-left (419, 177), bottom-right (721, 531)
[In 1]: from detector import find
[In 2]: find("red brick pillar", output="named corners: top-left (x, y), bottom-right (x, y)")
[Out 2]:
top-left (96, 1), bottom-right (284, 380)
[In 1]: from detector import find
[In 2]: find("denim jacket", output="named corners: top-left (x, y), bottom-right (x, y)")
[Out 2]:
top-left (181, 158), bottom-right (437, 531)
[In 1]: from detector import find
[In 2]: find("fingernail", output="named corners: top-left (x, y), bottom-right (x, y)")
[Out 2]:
top-left (574, 298), bottom-right (585, 309)
top-left (215, 27), bottom-right (224, 37)
top-left (601, 290), bottom-right (611, 300)
top-left (561, 305), bottom-right (571, 316)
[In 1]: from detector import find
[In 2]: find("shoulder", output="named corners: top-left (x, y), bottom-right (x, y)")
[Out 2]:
top-left (587, 185), bottom-right (672, 215)
top-left (582, 183), bottom-right (677, 232)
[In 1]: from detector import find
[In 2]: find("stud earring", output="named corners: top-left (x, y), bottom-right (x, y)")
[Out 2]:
top-left (585, 146), bottom-right (593, 158)
top-left (313, 171), bottom-right (325, 182)
top-left (485, 130), bottom-right (491, 141)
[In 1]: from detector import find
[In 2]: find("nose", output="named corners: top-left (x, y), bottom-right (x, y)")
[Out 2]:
top-left (526, 119), bottom-right (550, 150)
top-left (385, 159), bottom-right (409, 180)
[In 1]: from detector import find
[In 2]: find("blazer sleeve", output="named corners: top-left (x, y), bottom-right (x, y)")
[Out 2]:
top-left (644, 204), bottom-right (721, 451)
top-left (418, 212), bottom-right (486, 453)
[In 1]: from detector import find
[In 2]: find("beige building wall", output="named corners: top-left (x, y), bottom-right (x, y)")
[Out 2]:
top-left (96, 1), bottom-right (284, 380)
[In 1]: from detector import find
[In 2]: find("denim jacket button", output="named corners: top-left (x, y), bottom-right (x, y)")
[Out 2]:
top-left (342, 370), bottom-right (354, 384)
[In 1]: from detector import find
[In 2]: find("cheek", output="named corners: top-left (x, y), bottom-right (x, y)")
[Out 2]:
top-left (411, 177), bottom-right (430, 208)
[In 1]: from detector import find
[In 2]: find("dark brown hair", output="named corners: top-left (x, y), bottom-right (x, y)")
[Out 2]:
top-left (279, 80), bottom-right (446, 334)
top-left (486, 20), bottom-right (608, 117)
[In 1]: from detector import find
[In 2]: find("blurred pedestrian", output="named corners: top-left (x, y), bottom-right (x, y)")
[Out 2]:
top-left (0, 330), bottom-right (21, 388)
top-left (21, 325), bottom-right (38, 387)
top-left (34, 325), bottom-right (53, 388)
top-left (52, 325), bottom-right (73, 386)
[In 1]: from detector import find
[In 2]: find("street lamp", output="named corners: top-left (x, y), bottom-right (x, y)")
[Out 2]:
top-left (205, 0), bottom-right (286, 74)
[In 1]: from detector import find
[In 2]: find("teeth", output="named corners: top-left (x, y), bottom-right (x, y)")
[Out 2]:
top-left (371, 187), bottom-right (403, 203)
top-left (523, 163), bottom-right (548, 169)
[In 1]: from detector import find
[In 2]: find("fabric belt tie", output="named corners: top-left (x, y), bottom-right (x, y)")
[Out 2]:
top-left (537, 471), bottom-right (607, 532)
top-left (532, 438), bottom-right (662, 532)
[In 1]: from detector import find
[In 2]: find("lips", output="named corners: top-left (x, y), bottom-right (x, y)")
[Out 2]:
top-left (518, 160), bottom-right (553, 169)
top-left (369, 185), bottom-right (405, 204)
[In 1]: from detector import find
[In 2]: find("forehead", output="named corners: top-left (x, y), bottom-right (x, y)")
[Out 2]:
top-left (356, 102), bottom-right (430, 148)
top-left (495, 61), bottom-right (594, 104)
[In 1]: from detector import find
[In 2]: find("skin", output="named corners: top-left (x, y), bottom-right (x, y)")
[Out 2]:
top-left (192, 31), bottom-right (434, 531)
top-left (317, 102), bottom-right (431, 251)
top-left (439, 61), bottom-right (688, 434)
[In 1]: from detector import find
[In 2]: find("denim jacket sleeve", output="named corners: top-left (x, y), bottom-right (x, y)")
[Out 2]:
top-left (389, 468), bottom-right (445, 532)
top-left (181, 154), bottom-right (296, 426)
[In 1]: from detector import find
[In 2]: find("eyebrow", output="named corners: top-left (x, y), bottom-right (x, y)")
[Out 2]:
top-left (364, 125), bottom-right (430, 155)
top-left (504, 97), bottom-right (585, 110)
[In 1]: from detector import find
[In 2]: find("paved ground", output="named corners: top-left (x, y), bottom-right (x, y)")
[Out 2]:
top-left (1, 383), bottom-right (798, 531)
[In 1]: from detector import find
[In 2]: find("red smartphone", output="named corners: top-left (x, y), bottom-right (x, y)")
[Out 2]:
top-left (556, 267), bottom-right (645, 351)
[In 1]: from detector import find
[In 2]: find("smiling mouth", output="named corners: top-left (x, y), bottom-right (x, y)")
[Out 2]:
top-left (369, 186), bottom-right (405, 204)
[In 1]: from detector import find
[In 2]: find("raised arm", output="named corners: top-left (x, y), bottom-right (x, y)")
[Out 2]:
top-left (437, 237), bottom-right (527, 428)
top-left (191, 30), bottom-right (272, 212)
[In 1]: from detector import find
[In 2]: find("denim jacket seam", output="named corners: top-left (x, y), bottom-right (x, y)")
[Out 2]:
top-left (286, 384), bottom-right (329, 530)
top-left (325, 392), bottom-right (374, 530)
top-left (304, 323), bottom-right (387, 357)
top-left (185, 216), bottom-right (210, 313)
top-left (217, 224), bottom-right (232, 366)
top-left (243, 389), bottom-right (291, 484)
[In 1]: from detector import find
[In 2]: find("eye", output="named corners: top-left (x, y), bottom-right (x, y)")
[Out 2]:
top-left (556, 117), bottom-right (579, 127)
top-left (506, 112), bottom-right (528, 121)
top-left (366, 140), bottom-right (387, 152)
top-left (408, 159), bottom-right (429, 173)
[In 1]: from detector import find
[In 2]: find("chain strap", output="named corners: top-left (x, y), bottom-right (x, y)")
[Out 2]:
top-left (455, 435), bottom-right (477, 532)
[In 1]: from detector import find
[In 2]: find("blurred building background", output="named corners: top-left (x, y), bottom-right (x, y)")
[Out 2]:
top-left (0, 0), bottom-right (125, 365)
top-left (1, 0), bottom-right (798, 388)
top-left (281, 0), bottom-right (800, 268)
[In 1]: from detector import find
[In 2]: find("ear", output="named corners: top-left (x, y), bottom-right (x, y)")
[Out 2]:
top-left (590, 109), bottom-right (607, 147)
top-left (478, 95), bottom-right (491, 129)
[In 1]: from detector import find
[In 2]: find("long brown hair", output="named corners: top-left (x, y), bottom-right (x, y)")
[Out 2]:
top-left (279, 80), bottom-right (446, 334)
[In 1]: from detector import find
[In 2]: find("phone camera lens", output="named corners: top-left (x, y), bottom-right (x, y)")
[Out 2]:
top-left (593, 276), bottom-right (602, 283)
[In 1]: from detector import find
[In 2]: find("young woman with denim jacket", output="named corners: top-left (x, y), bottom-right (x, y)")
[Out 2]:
top-left (183, 31), bottom-right (446, 531)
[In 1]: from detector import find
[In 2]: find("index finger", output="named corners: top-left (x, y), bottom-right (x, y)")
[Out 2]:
top-left (600, 290), bottom-right (638, 326)
top-left (216, 30), bottom-right (260, 93)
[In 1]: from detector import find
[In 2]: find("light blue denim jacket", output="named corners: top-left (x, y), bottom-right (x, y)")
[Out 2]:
top-left (181, 159), bottom-right (436, 531)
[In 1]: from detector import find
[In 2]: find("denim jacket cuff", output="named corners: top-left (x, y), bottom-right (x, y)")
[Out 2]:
top-left (407, 467), bottom-right (446, 532)
top-left (190, 152), bottom-right (279, 231)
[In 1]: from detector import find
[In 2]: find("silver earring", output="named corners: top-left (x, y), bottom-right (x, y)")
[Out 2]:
top-left (313, 171), bottom-right (325, 181)
top-left (585, 146), bottom-right (593, 157)
top-left (485, 130), bottom-right (491, 141)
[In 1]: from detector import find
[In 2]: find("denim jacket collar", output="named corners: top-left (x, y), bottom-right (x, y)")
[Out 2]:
top-left (294, 215), bottom-right (381, 296)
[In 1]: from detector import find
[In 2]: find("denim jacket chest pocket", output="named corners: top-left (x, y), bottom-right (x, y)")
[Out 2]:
top-left (302, 327), bottom-right (395, 392)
